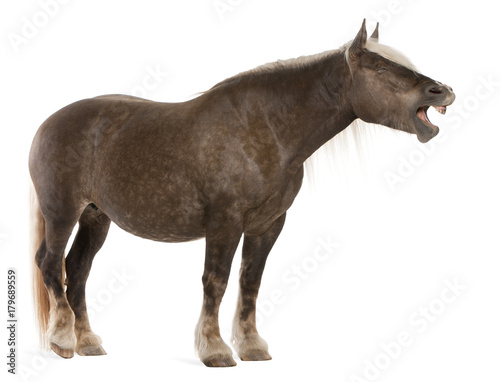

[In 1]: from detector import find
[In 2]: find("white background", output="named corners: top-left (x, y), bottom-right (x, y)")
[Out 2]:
top-left (1, 0), bottom-right (499, 381)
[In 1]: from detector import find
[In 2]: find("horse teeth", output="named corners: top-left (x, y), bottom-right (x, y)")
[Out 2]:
top-left (433, 106), bottom-right (446, 115)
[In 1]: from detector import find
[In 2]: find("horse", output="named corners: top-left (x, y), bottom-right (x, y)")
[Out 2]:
top-left (29, 20), bottom-right (455, 367)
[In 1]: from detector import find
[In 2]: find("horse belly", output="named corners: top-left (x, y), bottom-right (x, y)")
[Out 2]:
top-left (96, 188), bottom-right (206, 243)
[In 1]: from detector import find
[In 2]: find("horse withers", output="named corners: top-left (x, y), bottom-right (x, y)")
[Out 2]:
top-left (29, 20), bottom-right (455, 367)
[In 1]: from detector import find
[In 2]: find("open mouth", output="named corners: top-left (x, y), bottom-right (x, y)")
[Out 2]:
top-left (416, 105), bottom-right (447, 129)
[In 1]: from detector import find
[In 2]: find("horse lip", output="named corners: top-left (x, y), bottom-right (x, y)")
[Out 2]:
top-left (413, 113), bottom-right (439, 142)
top-left (416, 105), bottom-right (438, 129)
top-left (428, 95), bottom-right (455, 108)
top-left (413, 103), bottom-right (442, 143)
top-left (416, 127), bottom-right (438, 143)
top-left (442, 91), bottom-right (456, 106)
top-left (424, 86), bottom-right (456, 108)
top-left (414, 91), bottom-right (455, 130)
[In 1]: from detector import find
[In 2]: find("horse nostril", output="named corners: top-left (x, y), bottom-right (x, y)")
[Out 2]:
top-left (428, 86), bottom-right (443, 95)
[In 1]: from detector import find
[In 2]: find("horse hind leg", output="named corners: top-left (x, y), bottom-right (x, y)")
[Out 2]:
top-left (36, 215), bottom-right (81, 358)
top-left (65, 204), bottom-right (111, 356)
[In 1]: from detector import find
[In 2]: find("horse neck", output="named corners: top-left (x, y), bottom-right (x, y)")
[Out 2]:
top-left (215, 52), bottom-right (356, 170)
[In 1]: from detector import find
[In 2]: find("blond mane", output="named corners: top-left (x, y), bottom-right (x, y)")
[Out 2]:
top-left (206, 38), bottom-right (417, 187)
top-left (304, 38), bottom-right (417, 187)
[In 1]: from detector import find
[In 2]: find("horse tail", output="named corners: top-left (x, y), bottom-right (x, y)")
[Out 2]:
top-left (30, 181), bottom-right (50, 350)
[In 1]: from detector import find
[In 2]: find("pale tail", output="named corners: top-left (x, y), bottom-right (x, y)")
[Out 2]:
top-left (30, 182), bottom-right (50, 350)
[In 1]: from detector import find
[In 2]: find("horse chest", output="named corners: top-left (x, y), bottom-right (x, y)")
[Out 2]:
top-left (243, 167), bottom-right (303, 235)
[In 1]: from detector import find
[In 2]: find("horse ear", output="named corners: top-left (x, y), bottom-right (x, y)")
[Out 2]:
top-left (370, 22), bottom-right (379, 42)
top-left (349, 19), bottom-right (367, 60)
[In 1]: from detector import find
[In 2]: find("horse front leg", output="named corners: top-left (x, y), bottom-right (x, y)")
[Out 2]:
top-left (195, 217), bottom-right (243, 367)
top-left (232, 213), bottom-right (286, 361)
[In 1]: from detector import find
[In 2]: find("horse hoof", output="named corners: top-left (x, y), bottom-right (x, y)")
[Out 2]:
top-left (50, 342), bottom-right (74, 359)
top-left (76, 345), bottom-right (107, 356)
top-left (203, 356), bottom-right (237, 367)
top-left (240, 350), bottom-right (272, 362)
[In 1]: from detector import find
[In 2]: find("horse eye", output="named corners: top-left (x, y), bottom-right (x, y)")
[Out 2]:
top-left (377, 67), bottom-right (388, 74)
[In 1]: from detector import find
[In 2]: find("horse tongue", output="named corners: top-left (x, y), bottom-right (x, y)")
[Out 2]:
top-left (433, 105), bottom-right (447, 115)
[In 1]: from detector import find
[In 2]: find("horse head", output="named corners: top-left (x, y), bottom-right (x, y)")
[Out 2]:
top-left (346, 20), bottom-right (455, 143)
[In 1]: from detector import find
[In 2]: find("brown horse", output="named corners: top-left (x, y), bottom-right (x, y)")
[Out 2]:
top-left (29, 20), bottom-right (455, 367)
